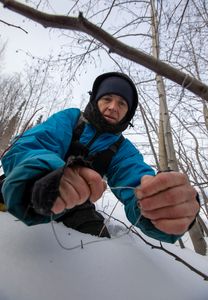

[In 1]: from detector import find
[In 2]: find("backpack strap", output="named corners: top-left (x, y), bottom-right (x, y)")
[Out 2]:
top-left (88, 135), bottom-right (124, 177)
top-left (64, 114), bottom-right (88, 160)
top-left (71, 113), bottom-right (86, 142)
top-left (65, 115), bottom-right (125, 177)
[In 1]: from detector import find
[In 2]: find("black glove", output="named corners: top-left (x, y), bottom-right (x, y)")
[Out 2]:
top-left (31, 155), bottom-right (92, 216)
top-left (31, 167), bottom-right (64, 216)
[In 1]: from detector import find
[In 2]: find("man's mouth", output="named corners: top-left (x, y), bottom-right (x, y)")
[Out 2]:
top-left (103, 115), bottom-right (117, 123)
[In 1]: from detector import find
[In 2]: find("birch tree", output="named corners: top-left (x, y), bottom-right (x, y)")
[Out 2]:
top-left (1, 0), bottom-right (208, 254)
top-left (0, 0), bottom-right (208, 100)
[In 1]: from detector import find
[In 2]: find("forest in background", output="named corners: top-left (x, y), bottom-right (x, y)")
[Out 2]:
top-left (0, 0), bottom-right (207, 255)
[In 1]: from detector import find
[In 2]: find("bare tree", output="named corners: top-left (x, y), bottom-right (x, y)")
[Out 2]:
top-left (0, 0), bottom-right (208, 100)
top-left (0, 74), bottom-right (25, 155)
top-left (1, 0), bottom-right (208, 255)
top-left (0, 50), bottom-right (73, 154)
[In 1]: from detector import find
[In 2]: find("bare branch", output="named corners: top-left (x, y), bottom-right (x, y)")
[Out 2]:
top-left (1, 0), bottom-right (208, 100)
top-left (168, 0), bottom-right (190, 60)
top-left (0, 18), bottom-right (28, 33)
top-left (101, 210), bottom-right (208, 281)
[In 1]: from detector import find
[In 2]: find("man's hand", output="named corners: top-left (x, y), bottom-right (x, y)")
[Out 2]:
top-left (135, 172), bottom-right (200, 235)
top-left (52, 167), bottom-right (106, 214)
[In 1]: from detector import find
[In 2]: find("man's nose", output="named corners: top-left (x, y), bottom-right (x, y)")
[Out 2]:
top-left (108, 101), bottom-right (118, 111)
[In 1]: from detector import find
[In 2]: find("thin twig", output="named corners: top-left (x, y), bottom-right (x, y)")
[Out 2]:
top-left (0, 18), bottom-right (28, 33)
top-left (102, 211), bottom-right (208, 281)
top-left (168, 0), bottom-right (190, 60)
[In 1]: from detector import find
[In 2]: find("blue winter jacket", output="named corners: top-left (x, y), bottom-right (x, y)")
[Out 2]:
top-left (2, 108), bottom-right (179, 243)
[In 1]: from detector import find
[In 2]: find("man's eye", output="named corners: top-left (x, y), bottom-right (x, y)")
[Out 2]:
top-left (103, 97), bottom-right (111, 101)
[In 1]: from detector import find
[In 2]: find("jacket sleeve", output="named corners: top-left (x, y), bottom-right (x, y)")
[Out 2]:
top-left (1, 108), bottom-right (81, 225)
top-left (107, 139), bottom-right (181, 243)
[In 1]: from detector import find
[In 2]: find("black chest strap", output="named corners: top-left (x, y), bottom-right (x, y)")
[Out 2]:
top-left (65, 117), bottom-right (124, 177)
top-left (87, 135), bottom-right (124, 177)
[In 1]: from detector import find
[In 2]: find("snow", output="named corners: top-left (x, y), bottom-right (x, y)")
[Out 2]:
top-left (0, 195), bottom-right (208, 300)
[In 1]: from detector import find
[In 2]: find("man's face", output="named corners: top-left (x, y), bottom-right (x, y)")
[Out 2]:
top-left (97, 94), bottom-right (128, 124)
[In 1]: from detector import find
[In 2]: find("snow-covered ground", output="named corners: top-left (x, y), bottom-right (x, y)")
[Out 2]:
top-left (0, 192), bottom-right (208, 300)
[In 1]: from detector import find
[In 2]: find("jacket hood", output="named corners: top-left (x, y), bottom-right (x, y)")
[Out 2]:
top-left (83, 72), bottom-right (138, 134)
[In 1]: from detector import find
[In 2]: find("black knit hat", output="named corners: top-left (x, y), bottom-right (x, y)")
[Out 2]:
top-left (94, 76), bottom-right (134, 110)
top-left (83, 72), bottom-right (138, 133)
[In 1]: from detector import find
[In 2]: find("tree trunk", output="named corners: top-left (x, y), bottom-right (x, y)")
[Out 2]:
top-left (189, 221), bottom-right (207, 256)
top-left (150, 0), bottom-right (208, 254)
top-left (203, 102), bottom-right (208, 130)
top-left (1, 0), bottom-right (208, 100)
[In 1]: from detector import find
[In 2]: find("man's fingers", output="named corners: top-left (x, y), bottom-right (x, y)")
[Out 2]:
top-left (139, 185), bottom-right (196, 211)
top-left (141, 200), bottom-right (198, 221)
top-left (78, 168), bottom-right (106, 202)
top-left (134, 171), bottom-right (199, 236)
top-left (136, 172), bottom-right (188, 199)
top-left (151, 217), bottom-right (193, 235)
top-left (140, 175), bottom-right (155, 185)
top-left (54, 167), bottom-right (105, 214)
top-left (51, 196), bottom-right (67, 214)
top-left (60, 168), bottom-right (91, 206)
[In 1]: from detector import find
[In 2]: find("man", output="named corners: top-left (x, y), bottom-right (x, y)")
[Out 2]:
top-left (1, 72), bottom-right (199, 242)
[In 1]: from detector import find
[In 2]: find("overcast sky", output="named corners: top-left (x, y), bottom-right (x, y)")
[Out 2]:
top-left (0, 1), bottom-right (68, 72)
top-left (0, 1), bottom-right (106, 102)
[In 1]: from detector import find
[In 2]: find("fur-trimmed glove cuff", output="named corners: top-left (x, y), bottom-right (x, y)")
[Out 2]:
top-left (31, 167), bottom-right (64, 216)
